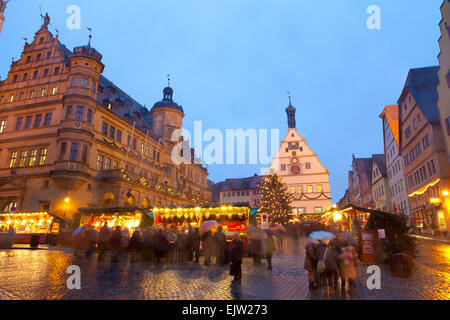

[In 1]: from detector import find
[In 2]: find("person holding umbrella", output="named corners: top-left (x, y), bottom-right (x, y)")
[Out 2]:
top-left (304, 239), bottom-right (319, 290)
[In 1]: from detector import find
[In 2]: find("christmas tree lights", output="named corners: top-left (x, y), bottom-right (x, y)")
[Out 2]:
top-left (257, 174), bottom-right (293, 225)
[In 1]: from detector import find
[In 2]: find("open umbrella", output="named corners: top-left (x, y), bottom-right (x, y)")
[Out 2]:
top-left (309, 231), bottom-right (336, 242)
top-left (263, 229), bottom-right (277, 236)
top-left (270, 224), bottom-right (287, 232)
top-left (199, 220), bottom-right (218, 234)
top-left (72, 226), bottom-right (85, 237)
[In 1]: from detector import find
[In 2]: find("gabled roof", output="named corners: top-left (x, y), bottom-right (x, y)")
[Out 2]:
top-left (379, 105), bottom-right (400, 147)
top-left (399, 66), bottom-right (440, 123)
top-left (372, 154), bottom-right (387, 177)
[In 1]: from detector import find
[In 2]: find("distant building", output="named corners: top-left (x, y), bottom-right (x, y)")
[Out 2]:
top-left (337, 189), bottom-right (351, 209)
top-left (348, 155), bottom-right (373, 208)
top-left (437, 1), bottom-right (450, 164)
top-left (398, 66), bottom-right (450, 233)
top-left (371, 154), bottom-right (391, 211)
top-left (211, 174), bottom-right (263, 208)
top-left (269, 97), bottom-right (331, 215)
top-left (379, 105), bottom-right (410, 215)
top-left (0, 15), bottom-right (211, 219)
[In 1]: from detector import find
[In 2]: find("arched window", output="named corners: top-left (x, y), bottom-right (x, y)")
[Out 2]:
top-left (101, 193), bottom-right (115, 207)
top-left (3, 202), bottom-right (17, 213)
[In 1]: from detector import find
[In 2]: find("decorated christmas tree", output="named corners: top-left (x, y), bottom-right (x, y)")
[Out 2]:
top-left (257, 174), bottom-right (293, 225)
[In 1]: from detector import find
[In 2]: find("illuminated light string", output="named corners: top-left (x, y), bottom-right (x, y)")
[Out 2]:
top-left (408, 179), bottom-right (440, 198)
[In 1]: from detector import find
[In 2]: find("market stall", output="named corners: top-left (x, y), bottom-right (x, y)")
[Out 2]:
top-left (0, 211), bottom-right (63, 244)
top-left (77, 206), bottom-right (148, 232)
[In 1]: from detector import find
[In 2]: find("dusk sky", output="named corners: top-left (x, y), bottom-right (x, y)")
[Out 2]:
top-left (0, 0), bottom-right (443, 202)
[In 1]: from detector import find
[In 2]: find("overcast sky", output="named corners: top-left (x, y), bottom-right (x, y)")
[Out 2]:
top-left (0, 0), bottom-right (443, 202)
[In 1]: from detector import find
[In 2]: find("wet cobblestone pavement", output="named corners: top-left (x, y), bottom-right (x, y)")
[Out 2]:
top-left (0, 238), bottom-right (449, 300)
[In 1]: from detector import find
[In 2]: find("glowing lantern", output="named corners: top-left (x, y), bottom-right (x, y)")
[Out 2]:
top-left (205, 212), bottom-right (210, 219)
top-left (190, 212), bottom-right (194, 219)
top-left (165, 214), bottom-right (170, 220)
top-left (177, 212), bottom-right (182, 219)
top-left (184, 213), bottom-right (189, 219)
top-left (215, 212), bottom-right (221, 219)
top-left (228, 212), bottom-right (233, 219)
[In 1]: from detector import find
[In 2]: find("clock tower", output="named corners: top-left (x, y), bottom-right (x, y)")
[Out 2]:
top-left (268, 97), bottom-right (332, 217)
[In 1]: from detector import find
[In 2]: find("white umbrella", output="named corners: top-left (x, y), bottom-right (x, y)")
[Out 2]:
top-left (72, 226), bottom-right (85, 237)
top-left (309, 231), bottom-right (336, 241)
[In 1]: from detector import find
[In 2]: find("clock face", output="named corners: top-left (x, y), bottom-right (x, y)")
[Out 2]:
top-left (291, 158), bottom-right (298, 164)
top-left (291, 165), bottom-right (300, 175)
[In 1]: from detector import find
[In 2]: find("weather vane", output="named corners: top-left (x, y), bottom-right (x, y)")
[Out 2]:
top-left (167, 74), bottom-right (171, 87)
top-left (87, 27), bottom-right (92, 46)
top-left (287, 91), bottom-right (292, 105)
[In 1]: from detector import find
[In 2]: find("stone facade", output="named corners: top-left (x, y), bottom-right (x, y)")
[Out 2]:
top-left (212, 175), bottom-right (263, 209)
top-left (269, 99), bottom-right (331, 215)
top-left (0, 16), bottom-right (211, 220)
top-left (437, 0), bottom-right (450, 164)
top-left (398, 66), bottom-right (450, 233)
top-left (379, 105), bottom-right (410, 215)
top-left (348, 156), bottom-right (373, 208)
top-left (371, 154), bottom-right (391, 211)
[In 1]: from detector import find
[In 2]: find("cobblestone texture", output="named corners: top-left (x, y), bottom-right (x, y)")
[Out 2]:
top-left (0, 239), bottom-right (448, 300)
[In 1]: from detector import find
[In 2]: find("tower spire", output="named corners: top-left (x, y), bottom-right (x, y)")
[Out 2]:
top-left (285, 92), bottom-right (296, 129)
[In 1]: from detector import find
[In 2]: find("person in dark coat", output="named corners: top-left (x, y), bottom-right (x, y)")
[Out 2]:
top-left (192, 228), bottom-right (201, 263)
top-left (230, 232), bottom-right (244, 284)
top-left (143, 227), bottom-right (154, 262)
top-left (109, 226), bottom-right (122, 263)
top-left (154, 229), bottom-right (169, 263)
top-left (202, 230), bottom-right (213, 265)
top-left (214, 226), bottom-right (227, 266)
top-left (315, 239), bottom-right (339, 294)
top-left (130, 228), bottom-right (144, 262)
top-left (85, 226), bottom-right (98, 257)
top-left (304, 240), bottom-right (319, 290)
top-left (98, 223), bottom-right (111, 261)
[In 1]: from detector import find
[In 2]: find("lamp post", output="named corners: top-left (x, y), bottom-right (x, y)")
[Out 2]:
top-left (64, 197), bottom-right (70, 219)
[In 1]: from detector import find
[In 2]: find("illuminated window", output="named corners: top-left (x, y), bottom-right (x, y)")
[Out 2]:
top-left (141, 143), bottom-right (145, 154)
top-left (28, 149), bottom-right (38, 166)
top-left (18, 151), bottom-right (27, 167)
top-left (315, 207), bottom-right (323, 214)
top-left (51, 87), bottom-right (57, 95)
top-left (97, 155), bottom-right (104, 171)
top-left (298, 208), bottom-right (306, 215)
top-left (104, 157), bottom-right (111, 170)
top-left (317, 185), bottom-right (323, 193)
top-left (39, 148), bottom-right (47, 165)
top-left (0, 120), bottom-right (6, 133)
top-left (290, 186), bottom-right (296, 194)
top-left (30, 90), bottom-right (35, 99)
top-left (9, 94), bottom-right (14, 103)
top-left (8, 152), bottom-right (17, 168)
top-left (112, 160), bottom-right (119, 169)
top-left (40, 88), bottom-right (46, 97)
top-left (307, 185), bottom-right (313, 193)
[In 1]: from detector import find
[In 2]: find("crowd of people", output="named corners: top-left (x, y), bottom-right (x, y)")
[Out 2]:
top-left (303, 226), bottom-right (359, 295)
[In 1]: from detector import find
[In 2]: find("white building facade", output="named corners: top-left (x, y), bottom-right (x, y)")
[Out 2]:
top-left (380, 105), bottom-right (410, 216)
top-left (269, 99), bottom-right (331, 216)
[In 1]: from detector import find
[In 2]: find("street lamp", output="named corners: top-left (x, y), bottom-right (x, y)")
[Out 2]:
top-left (443, 190), bottom-right (449, 197)
top-left (64, 197), bottom-right (70, 218)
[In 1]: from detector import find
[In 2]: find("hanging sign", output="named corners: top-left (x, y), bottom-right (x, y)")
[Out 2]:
top-left (261, 212), bottom-right (269, 230)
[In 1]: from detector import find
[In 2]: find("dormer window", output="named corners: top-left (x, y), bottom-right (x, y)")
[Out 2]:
top-left (12, 75), bottom-right (18, 83)
top-left (26, 56), bottom-right (31, 63)
top-left (46, 51), bottom-right (52, 59)
top-left (36, 53), bottom-right (41, 61)
top-left (39, 37), bottom-right (44, 44)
